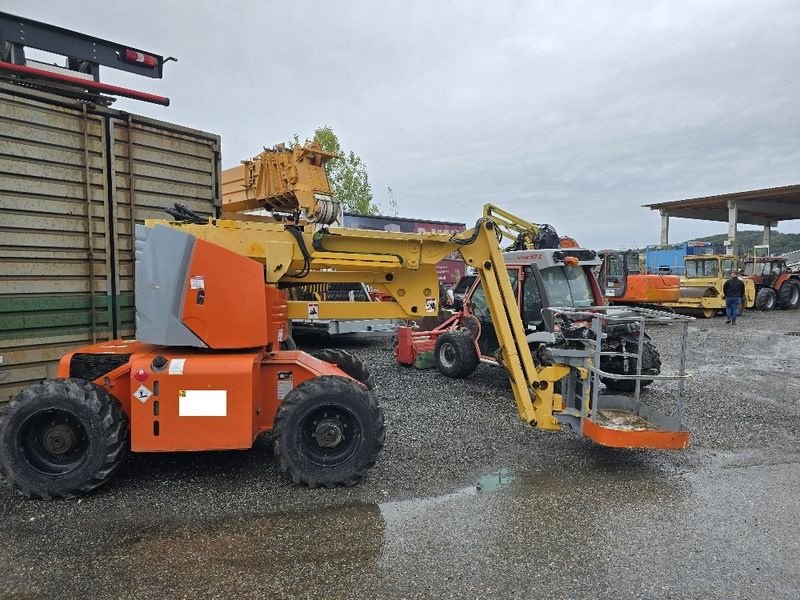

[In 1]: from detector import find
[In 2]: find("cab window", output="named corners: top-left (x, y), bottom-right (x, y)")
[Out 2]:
top-left (605, 254), bottom-right (623, 278)
top-left (686, 259), bottom-right (718, 278)
top-left (625, 252), bottom-right (640, 274)
top-left (523, 268), bottom-right (543, 324)
top-left (541, 266), bottom-right (594, 308)
top-left (468, 269), bottom-right (520, 320)
top-left (721, 259), bottom-right (735, 278)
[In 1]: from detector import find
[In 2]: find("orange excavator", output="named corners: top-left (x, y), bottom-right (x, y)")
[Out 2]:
top-left (597, 250), bottom-right (680, 309)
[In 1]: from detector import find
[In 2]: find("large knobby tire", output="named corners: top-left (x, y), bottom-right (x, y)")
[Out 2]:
top-left (273, 375), bottom-right (384, 488)
top-left (601, 340), bottom-right (661, 393)
top-left (755, 288), bottom-right (777, 311)
top-left (310, 349), bottom-right (374, 390)
top-left (777, 281), bottom-right (800, 309)
top-left (434, 331), bottom-right (480, 379)
top-left (0, 378), bottom-right (129, 499)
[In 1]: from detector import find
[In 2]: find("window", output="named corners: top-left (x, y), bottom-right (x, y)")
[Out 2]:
top-left (625, 252), bottom-right (641, 274)
top-left (507, 268), bottom-right (519, 301)
top-left (523, 268), bottom-right (543, 323)
top-left (469, 282), bottom-right (489, 319)
top-left (468, 270), bottom-right (519, 320)
top-left (606, 254), bottom-right (623, 278)
top-left (686, 259), bottom-right (718, 278)
top-left (541, 266), bottom-right (594, 307)
top-left (721, 259), bottom-right (735, 278)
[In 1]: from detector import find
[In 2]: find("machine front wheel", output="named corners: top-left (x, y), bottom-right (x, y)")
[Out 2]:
top-left (434, 331), bottom-right (480, 378)
top-left (274, 376), bottom-right (385, 488)
top-left (0, 378), bottom-right (129, 499)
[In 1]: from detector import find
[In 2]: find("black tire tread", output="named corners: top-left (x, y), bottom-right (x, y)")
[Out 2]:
top-left (273, 375), bottom-right (384, 488)
top-left (755, 287), bottom-right (777, 311)
top-left (310, 349), bottom-right (374, 389)
top-left (434, 331), bottom-right (480, 379)
top-left (777, 281), bottom-right (800, 309)
top-left (601, 340), bottom-right (661, 393)
top-left (0, 378), bottom-right (129, 500)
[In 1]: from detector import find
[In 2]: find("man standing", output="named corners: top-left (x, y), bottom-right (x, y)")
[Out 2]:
top-left (723, 271), bottom-right (745, 324)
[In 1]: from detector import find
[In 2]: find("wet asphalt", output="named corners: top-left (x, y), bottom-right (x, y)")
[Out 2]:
top-left (1, 311), bottom-right (799, 599)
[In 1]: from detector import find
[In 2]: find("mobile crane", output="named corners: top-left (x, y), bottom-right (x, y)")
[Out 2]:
top-left (0, 143), bottom-right (692, 499)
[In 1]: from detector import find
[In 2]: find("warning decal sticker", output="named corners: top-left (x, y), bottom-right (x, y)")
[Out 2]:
top-left (308, 302), bottom-right (319, 320)
top-left (133, 385), bottom-right (152, 404)
top-left (133, 367), bottom-right (149, 383)
top-left (425, 297), bottom-right (437, 312)
top-left (168, 358), bottom-right (186, 375)
top-left (277, 371), bottom-right (293, 400)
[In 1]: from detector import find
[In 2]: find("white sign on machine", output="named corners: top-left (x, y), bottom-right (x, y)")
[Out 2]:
top-left (178, 390), bottom-right (227, 417)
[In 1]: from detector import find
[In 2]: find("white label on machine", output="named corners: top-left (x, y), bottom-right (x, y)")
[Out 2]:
top-left (277, 372), bottom-right (293, 400)
top-left (133, 385), bottom-right (152, 404)
top-left (179, 390), bottom-right (227, 417)
top-left (425, 297), bottom-right (436, 312)
top-left (168, 358), bottom-right (186, 375)
top-left (308, 302), bottom-right (319, 320)
top-left (190, 275), bottom-right (205, 290)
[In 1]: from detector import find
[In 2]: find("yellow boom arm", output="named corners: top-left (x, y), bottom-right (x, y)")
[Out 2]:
top-left (151, 214), bottom-right (567, 430)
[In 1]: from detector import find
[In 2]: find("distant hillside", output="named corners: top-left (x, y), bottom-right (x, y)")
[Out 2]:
top-left (689, 230), bottom-right (800, 255)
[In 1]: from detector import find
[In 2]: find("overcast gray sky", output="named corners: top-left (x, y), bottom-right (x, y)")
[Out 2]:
top-left (8, 0), bottom-right (799, 248)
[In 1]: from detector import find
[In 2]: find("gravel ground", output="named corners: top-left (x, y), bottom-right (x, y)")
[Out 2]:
top-left (1, 311), bottom-right (799, 598)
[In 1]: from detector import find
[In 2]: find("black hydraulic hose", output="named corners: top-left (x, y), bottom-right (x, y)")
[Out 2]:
top-left (285, 224), bottom-right (312, 278)
top-left (165, 202), bottom-right (206, 224)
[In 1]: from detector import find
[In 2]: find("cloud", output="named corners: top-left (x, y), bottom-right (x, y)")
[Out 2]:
top-left (6, 0), bottom-right (799, 248)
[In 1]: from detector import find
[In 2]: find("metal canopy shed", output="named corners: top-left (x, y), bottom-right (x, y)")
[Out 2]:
top-left (644, 185), bottom-right (800, 254)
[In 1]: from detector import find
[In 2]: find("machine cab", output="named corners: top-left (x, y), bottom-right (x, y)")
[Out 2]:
top-left (742, 258), bottom-right (787, 287)
top-left (597, 250), bottom-right (641, 298)
top-left (463, 249), bottom-right (602, 357)
top-left (684, 256), bottom-right (737, 280)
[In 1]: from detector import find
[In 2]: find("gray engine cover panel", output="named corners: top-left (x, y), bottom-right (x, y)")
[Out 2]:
top-left (135, 224), bottom-right (206, 348)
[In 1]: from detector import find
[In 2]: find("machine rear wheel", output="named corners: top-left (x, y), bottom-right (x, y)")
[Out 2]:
top-left (310, 349), bottom-right (374, 389)
top-left (0, 378), bottom-right (129, 499)
top-left (434, 331), bottom-right (479, 378)
top-left (274, 376), bottom-right (384, 488)
top-left (778, 282), bottom-right (800, 309)
top-left (755, 288), bottom-right (776, 311)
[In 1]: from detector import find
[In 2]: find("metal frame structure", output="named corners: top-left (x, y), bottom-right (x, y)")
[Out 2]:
top-left (0, 11), bottom-right (170, 105)
top-left (547, 305), bottom-right (692, 448)
top-left (645, 185), bottom-right (800, 256)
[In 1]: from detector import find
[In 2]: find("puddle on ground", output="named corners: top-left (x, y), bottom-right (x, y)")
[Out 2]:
top-left (379, 468), bottom-right (514, 521)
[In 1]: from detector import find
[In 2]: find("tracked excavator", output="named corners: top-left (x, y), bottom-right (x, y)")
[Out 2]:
top-left (0, 143), bottom-right (693, 500)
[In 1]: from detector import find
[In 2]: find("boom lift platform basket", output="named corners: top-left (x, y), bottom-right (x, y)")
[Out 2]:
top-left (545, 305), bottom-right (693, 449)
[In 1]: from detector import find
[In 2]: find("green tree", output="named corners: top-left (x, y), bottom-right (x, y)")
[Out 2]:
top-left (312, 126), bottom-right (378, 215)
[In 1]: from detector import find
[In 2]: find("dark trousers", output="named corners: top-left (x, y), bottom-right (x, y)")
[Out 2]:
top-left (726, 297), bottom-right (742, 322)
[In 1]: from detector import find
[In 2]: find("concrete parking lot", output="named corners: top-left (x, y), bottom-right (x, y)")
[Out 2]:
top-left (1, 311), bottom-right (799, 599)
